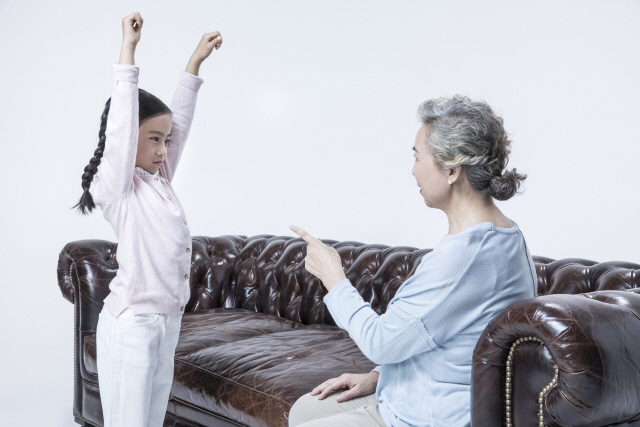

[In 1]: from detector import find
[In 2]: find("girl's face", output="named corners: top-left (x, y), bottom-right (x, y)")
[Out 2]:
top-left (136, 113), bottom-right (173, 174)
top-left (412, 124), bottom-right (452, 209)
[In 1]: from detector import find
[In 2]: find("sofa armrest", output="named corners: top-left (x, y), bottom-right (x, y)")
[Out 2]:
top-left (471, 290), bottom-right (640, 427)
top-left (56, 239), bottom-right (120, 420)
top-left (57, 239), bottom-right (118, 332)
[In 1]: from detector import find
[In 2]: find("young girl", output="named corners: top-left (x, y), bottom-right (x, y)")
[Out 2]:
top-left (71, 12), bottom-right (222, 426)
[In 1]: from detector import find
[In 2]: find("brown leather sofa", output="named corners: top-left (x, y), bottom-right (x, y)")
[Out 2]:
top-left (57, 234), bottom-right (640, 427)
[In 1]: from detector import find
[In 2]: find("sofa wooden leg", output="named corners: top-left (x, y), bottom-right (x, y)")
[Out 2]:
top-left (74, 416), bottom-right (98, 427)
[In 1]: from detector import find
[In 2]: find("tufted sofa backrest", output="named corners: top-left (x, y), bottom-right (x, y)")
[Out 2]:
top-left (57, 234), bottom-right (640, 327)
top-left (532, 256), bottom-right (640, 295)
top-left (184, 235), bottom-right (431, 325)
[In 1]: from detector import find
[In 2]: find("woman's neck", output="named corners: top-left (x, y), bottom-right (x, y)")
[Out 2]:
top-left (443, 192), bottom-right (511, 235)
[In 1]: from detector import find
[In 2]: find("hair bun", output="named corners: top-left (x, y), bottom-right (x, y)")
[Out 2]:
top-left (489, 168), bottom-right (527, 201)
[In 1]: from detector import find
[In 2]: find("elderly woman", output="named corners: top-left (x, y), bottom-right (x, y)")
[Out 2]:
top-left (288, 95), bottom-right (538, 427)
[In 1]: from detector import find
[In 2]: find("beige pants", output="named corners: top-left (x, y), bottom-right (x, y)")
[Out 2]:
top-left (288, 390), bottom-right (387, 427)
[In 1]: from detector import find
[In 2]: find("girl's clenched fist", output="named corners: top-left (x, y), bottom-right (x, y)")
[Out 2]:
top-left (122, 12), bottom-right (143, 47)
top-left (191, 32), bottom-right (223, 63)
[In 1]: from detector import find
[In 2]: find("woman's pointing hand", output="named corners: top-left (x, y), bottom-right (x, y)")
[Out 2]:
top-left (290, 225), bottom-right (347, 292)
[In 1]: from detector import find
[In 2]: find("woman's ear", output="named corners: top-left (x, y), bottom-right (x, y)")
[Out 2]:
top-left (447, 166), bottom-right (461, 184)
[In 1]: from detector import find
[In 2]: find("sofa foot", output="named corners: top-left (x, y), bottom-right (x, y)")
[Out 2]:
top-left (74, 416), bottom-right (98, 427)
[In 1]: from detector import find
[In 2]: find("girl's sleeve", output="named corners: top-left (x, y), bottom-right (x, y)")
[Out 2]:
top-left (159, 70), bottom-right (204, 184)
top-left (94, 63), bottom-right (140, 202)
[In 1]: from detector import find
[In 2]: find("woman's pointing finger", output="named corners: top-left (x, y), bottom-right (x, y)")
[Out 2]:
top-left (290, 225), bottom-right (320, 246)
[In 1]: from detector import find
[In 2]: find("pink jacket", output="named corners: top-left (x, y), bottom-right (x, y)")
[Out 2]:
top-left (90, 63), bottom-right (204, 317)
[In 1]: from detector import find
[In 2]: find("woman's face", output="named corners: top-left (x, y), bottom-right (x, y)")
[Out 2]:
top-left (412, 124), bottom-right (451, 208)
top-left (136, 113), bottom-right (173, 174)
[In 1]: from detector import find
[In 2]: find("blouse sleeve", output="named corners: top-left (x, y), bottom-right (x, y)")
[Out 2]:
top-left (158, 70), bottom-right (204, 183)
top-left (93, 63), bottom-right (140, 202)
top-left (323, 277), bottom-right (438, 365)
top-left (322, 245), bottom-right (477, 365)
top-left (324, 227), bottom-right (538, 370)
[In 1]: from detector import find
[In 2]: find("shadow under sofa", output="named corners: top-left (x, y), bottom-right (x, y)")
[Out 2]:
top-left (56, 234), bottom-right (640, 427)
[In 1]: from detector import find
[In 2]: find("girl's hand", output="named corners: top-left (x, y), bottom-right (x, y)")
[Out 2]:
top-left (310, 372), bottom-right (380, 402)
top-left (289, 225), bottom-right (347, 292)
top-left (191, 31), bottom-right (223, 63)
top-left (122, 12), bottom-right (143, 48)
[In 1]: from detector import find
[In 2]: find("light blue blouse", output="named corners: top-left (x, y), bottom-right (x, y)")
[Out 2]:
top-left (323, 220), bottom-right (537, 427)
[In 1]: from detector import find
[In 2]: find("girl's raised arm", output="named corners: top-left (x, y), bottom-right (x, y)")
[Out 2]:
top-left (94, 13), bottom-right (143, 202)
top-left (159, 69), bottom-right (204, 183)
top-left (159, 32), bottom-right (222, 184)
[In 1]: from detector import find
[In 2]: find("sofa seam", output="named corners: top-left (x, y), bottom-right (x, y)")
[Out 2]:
top-left (174, 358), bottom-right (292, 407)
top-left (176, 321), bottom-right (336, 350)
top-left (164, 412), bottom-right (204, 427)
top-left (78, 379), bottom-right (245, 427)
top-left (169, 396), bottom-right (248, 426)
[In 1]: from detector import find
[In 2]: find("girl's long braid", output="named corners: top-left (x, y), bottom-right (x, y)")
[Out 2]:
top-left (72, 88), bottom-right (171, 215)
top-left (72, 98), bottom-right (111, 215)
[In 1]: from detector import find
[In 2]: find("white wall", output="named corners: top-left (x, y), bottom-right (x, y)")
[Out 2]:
top-left (1, 0), bottom-right (638, 424)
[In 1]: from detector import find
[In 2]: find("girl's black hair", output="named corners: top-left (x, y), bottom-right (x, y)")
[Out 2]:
top-left (72, 88), bottom-right (172, 215)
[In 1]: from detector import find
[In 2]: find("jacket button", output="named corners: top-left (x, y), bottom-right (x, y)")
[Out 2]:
top-left (183, 219), bottom-right (187, 225)
top-left (186, 247), bottom-right (190, 253)
top-left (154, 177), bottom-right (159, 181)
top-left (180, 306), bottom-right (184, 311)
top-left (168, 197), bottom-right (171, 201)
top-left (184, 274), bottom-right (189, 279)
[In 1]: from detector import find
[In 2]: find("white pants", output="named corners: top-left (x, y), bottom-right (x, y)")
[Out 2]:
top-left (96, 305), bottom-right (182, 427)
top-left (289, 391), bottom-right (387, 427)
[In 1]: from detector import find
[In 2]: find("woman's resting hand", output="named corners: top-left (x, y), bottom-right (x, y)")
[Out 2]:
top-left (310, 372), bottom-right (380, 402)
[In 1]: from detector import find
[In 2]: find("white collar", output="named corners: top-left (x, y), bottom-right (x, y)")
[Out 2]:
top-left (135, 166), bottom-right (159, 177)
top-left (93, 166), bottom-right (158, 183)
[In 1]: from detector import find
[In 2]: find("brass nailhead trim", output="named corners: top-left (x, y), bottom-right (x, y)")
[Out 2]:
top-left (504, 336), bottom-right (559, 427)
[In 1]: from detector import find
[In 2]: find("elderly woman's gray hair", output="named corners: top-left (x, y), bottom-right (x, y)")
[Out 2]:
top-left (417, 95), bottom-right (526, 201)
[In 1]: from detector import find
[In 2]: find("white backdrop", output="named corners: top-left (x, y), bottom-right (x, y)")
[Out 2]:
top-left (1, 0), bottom-right (639, 425)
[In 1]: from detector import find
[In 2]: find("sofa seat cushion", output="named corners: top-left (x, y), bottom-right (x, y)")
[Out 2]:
top-left (83, 308), bottom-right (376, 427)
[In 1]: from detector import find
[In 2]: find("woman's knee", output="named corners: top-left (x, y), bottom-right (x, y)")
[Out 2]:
top-left (288, 392), bottom-right (315, 427)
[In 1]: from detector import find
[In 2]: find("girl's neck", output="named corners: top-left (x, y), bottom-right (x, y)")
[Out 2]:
top-left (135, 166), bottom-right (158, 176)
